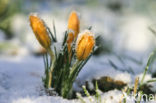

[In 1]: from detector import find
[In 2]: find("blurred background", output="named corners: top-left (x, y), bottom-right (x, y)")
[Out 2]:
top-left (1, 0), bottom-right (156, 73)
top-left (1, 0), bottom-right (156, 57)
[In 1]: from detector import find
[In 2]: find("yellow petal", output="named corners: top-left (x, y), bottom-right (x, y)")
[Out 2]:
top-left (67, 11), bottom-right (80, 40)
top-left (76, 30), bottom-right (95, 60)
top-left (29, 14), bottom-right (51, 49)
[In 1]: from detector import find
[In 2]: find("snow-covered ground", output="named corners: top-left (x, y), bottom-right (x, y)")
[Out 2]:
top-left (0, 53), bottom-right (155, 103)
top-left (0, 55), bottom-right (79, 103)
top-left (0, 54), bottom-right (124, 103)
top-left (0, 55), bottom-right (125, 103)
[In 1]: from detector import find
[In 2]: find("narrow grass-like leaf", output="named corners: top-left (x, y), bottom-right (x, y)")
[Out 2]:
top-left (82, 85), bottom-right (93, 102)
top-left (54, 46), bottom-right (57, 60)
top-left (109, 60), bottom-right (119, 70)
top-left (147, 79), bottom-right (156, 83)
top-left (82, 85), bottom-right (91, 97)
top-left (148, 26), bottom-right (156, 37)
top-left (137, 91), bottom-right (143, 103)
top-left (115, 54), bottom-right (135, 74)
top-left (62, 31), bottom-right (68, 46)
top-left (95, 81), bottom-right (101, 103)
top-left (76, 93), bottom-right (86, 103)
top-left (47, 26), bottom-right (56, 42)
top-left (141, 51), bottom-right (156, 85)
top-left (53, 20), bottom-right (57, 41)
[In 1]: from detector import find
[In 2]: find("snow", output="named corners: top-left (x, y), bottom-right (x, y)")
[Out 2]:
top-left (101, 90), bottom-right (123, 103)
top-left (0, 54), bottom-right (141, 103)
top-left (0, 55), bottom-right (81, 103)
top-left (0, 55), bottom-right (80, 103)
top-left (74, 55), bottom-right (133, 91)
top-left (0, 56), bottom-right (43, 103)
top-left (0, 49), bottom-right (153, 103)
top-left (12, 96), bottom-right (78, 103)
top-left (76, 89), bottom-right (123, 103)
top-left (136, 73), bottom-right (152, 84)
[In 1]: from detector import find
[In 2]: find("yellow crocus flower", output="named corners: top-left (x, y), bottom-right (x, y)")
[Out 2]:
top-left (29, 14), bottom-right (51, 50)
top-left (76, 30), bottom-right (95, 60)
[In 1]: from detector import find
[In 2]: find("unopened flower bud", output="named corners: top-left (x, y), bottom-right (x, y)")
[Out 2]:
top-left (67, 11), bottom-right (80, 58)
top-left (76, 30), bottom-right (95, 60)
top-left (29, 14), bottom-right (51, 50)
top-left (67, 11), bottom-right (80, 41)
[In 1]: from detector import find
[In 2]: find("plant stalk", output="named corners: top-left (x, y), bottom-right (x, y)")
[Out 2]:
top-left (62, 60), bottom-right (80, 98)
top-left (47, 48), bottom-right (55, 88)
top-left (70, 60), bottom-right (80, 75)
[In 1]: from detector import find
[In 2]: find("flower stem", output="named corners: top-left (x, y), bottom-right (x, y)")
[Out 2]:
top-left (47, 48), bottom-right (55, 88)
top-left (70, 60), bottom-right (80, 75)
top-left (62, 60), bottom-right (80, 98)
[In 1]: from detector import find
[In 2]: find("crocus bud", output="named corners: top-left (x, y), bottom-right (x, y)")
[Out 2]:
top-left (67, 11), bottom-right (80, 41)
top-left (67, 11), bottom-right (80, 59)
top-left (76, 30), bottom-right (95, 60)
top-left (29, 14), bottom-right (51, 50)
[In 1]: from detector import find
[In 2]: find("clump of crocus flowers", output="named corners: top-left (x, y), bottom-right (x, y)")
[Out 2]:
top-left (29, 11), bottom-right (95, 98)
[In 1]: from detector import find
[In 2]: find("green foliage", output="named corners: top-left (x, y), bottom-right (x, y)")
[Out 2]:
top-left (77, 82), bottom-right (102, 103)
top-left (76, 49), bottom-right (156, 103)
top-left (76, 93), bottom-right (86, 103)
top-left (140, 49), bottom-right (156, 85)
top-left (42, 23), bottom-right (94, 98)
top-left (120, 49), bottom-right (156, 103)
